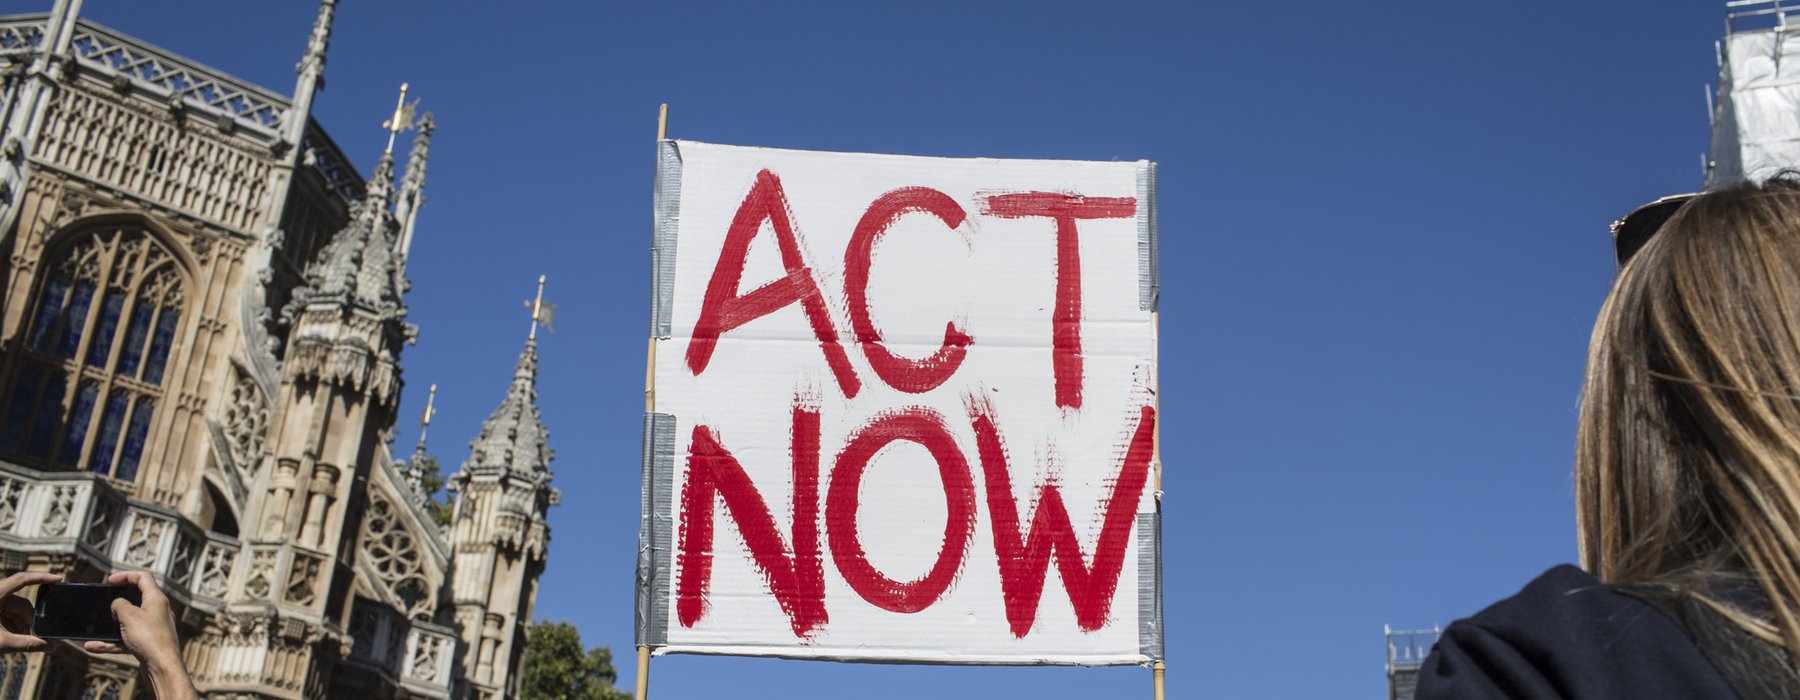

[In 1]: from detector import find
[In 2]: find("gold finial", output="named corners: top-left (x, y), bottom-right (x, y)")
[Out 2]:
top-left (383, 82), bottom-right (419, 155)
top-left (421, 383), bottom-right (438, 427)
top-left (415, 383), bottom-right (437, 454)
top-left (525, 275), bottom-right (556, 340)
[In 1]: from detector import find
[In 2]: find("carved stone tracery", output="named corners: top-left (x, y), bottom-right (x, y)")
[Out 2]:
top-left (285, 553), bottom-right (321, 606)
top-left (222, 370), bottom-right (267, 472)
top-left (121, 513), bottom-right (166, 568)
top-left (36, 84), bottom-right (272, 231)
top-left (0, 477), bottom-right (25, 533)
top-left (360, 494), bottom-right (431, 618)
top-left (407, 632), bottom-right (445, 683)
top-left (41, 485), bottom-right (76, 536)
top-left (196, 540), bottom-right (234, 598)
top-left (243, 548), bottom-right (276, 600)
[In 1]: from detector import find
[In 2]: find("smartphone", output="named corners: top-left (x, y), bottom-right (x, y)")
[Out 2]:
top-left (32, 583), bottom-right (139, 642)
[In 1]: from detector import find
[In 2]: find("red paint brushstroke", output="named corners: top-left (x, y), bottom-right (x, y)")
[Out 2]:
top-left (687, 169), bottom-right (862, 398)
top-left (675, 402), bottom-right (827, 637)
top-left (982, 193), bottom-right (1137, 410)
top-left (968, 396), bottom-right (1156, 636)
top-left (844, 187), bottom-right (973, 393)
top-left (826, 408), bottom-right (977, 613)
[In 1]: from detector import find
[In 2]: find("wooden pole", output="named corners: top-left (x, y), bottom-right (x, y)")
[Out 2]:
top-left (645, 337), bottom-right (657, 412)
top-left (1153, 661), bottom-right (1165, 700)
top-left (635, 646), bottom-right (651, 699)
top-left (637, 102), bottom-right (669, 700)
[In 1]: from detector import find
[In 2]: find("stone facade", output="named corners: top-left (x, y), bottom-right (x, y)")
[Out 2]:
top-left (0, 3), bottom-right (557, 699)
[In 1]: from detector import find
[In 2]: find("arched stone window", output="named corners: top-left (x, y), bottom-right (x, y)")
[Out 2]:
top-left (0, 227), bottom-right (186, 482)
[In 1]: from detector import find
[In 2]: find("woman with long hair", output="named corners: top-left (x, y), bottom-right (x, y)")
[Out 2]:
top-left (1419, 177), bottom-right (1800, 699)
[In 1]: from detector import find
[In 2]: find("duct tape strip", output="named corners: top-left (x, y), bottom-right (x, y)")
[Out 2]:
top-left (651, 140), bottom-right (683, 337)
top-left (1137, 511), bottom-right (1164, 662)
top-left (1136, 161), bottom-right (1160, 313)
top-left (636, 412), bottom-right (677, 647)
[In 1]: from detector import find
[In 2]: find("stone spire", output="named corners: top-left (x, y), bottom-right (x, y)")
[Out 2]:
top-left (403, 383), bottom-right (439, 502)
top-left (298, 0), bottom-right (334, 74)
top-left (278, 139), bottom-right (412, 404)
top-left (283, 0), bottom-right (335, 148)
top-left (295, 149), bottom-right (403, 311)
top-left (460, 338), bottom-right (553, 480)
top-left (458, 277), bottom-right (555, 481)
top-left (394, 114), bottom-right (433, 267)
top-left (444, 282), bottom-right (558, 699)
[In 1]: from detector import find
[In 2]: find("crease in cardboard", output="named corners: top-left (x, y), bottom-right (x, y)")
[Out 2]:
top-left (651, 140), bottom-right (684, 338)
top-left (636, 412), bottom-right (677, 646)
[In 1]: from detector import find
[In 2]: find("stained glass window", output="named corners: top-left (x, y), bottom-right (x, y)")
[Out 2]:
top-left (0, 365), bottom-right (42, 450)
top-left (116, 302), bottom-right (153, 378)
top-left (55, 280), bottom-right (93, 359)
top-left (25, 373), bottom-right (65, 459)
top-left (4, 227), bottom-right (185, 481)
top-left (27, 275), bottom-right (68, 351)
top-left (118, 399), bottom-right (153, 482)
top-left (88, 394), bottom-right (127, 473)
top-left (143, 308), bottom-right (179, 385)
top-left (60, 383), bottom-right (98, 468)
top-left (85, 292), bottom-right (124, 368)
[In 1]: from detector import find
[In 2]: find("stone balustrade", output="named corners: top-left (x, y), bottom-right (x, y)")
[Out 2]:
top-left (345, 597), bottom-right (455, 698)
top-left (0, 460), bottom-right (456, 697)
top-left (0, 459), bottom-right (236, 610)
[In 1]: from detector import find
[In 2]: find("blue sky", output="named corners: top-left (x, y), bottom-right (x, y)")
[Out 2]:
top-left (68, 0), bottom-right (1728, 697)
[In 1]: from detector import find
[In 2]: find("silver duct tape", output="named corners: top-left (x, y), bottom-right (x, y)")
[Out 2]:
top-left (1136, 162), bottom-right (1160, 313)
top-left (1137, 511), bottom-right (1164, 662)
top-left (651, 141), bottom-right (683, 337)
top-left (636, 412), bottom-right (677, 646)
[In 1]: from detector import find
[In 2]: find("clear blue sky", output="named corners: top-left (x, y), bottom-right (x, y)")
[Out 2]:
top-left (70, 0), bottom-right (1727, 697)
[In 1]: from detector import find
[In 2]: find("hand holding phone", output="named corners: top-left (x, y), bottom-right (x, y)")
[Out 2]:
top-left (79, 571), bottom-right (197, 700)
top-left (32, 582), bottom-right (140, 643)
top-left (0, 571), bottom-right (61, 653)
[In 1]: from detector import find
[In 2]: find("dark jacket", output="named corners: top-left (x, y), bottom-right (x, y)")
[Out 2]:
top-left (1416, 565), bottom-right (1750, 699)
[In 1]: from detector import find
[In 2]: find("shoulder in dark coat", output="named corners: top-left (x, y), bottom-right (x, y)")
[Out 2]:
top-left (1416, 564), bottom-right (1737, 700)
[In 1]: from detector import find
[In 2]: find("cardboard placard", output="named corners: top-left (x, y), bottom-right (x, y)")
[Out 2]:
top-left (638, 141), bottom-right (1161, 666)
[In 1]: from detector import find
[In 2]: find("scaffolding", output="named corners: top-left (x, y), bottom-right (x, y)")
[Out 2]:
top-left (1384, 625), bottom-right (1440, 700)
top-left (1726, 0), bottom-right (1799, 33)
top-left (1708, 0), bottom-right (1800, 185)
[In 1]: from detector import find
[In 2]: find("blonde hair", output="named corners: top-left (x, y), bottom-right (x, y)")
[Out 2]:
top-left (1578, 176), bottom-right (1800, 659)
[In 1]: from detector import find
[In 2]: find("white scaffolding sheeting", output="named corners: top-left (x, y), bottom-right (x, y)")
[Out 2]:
top-left (1711, 2), bottom-right (1800, 185)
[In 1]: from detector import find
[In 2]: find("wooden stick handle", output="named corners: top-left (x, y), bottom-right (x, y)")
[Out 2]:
top-left (638, 104), bottom-right (665, 700)
top-left (1153, 661), bottom-right (1165, 700)
top-left (636, 646), bottom-right (651, 699)
top-left (645, 337), bottom-right (657, 412)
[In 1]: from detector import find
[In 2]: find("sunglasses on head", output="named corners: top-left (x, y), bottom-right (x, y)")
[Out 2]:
top-left (1610, 193), bottom-right (1697, 264)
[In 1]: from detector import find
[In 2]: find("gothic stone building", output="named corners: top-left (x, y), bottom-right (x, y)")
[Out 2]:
top-left (0, 2), bottom-right (558, 698)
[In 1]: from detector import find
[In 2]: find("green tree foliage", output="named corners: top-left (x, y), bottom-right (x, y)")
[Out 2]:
top-left (519, 620), bottom-right (632, 700)
top-left (411, 454), bottom-right (454, 527)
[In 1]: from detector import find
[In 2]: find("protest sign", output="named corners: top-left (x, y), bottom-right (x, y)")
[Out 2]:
top-left (638, 141), bottom-right (1160, 665)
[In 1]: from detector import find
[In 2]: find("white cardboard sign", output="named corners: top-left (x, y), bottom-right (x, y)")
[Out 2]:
top-left (638, 141), bottom-right (1161, 666)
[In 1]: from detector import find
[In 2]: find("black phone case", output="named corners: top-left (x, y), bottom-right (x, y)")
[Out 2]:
top-left (32, 583), bottom-right (140, 643)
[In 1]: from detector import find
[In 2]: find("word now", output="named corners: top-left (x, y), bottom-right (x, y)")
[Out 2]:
top-left (686, 169), bottom-right (1137, 409)
top-left (675, 396), bottom-right (1156, 638)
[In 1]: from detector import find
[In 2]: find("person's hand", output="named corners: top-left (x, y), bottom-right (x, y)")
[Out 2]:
top-left (83, 571), bottom-right (195, 700)
top-left (0, 571), bottom-right (59, 653)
